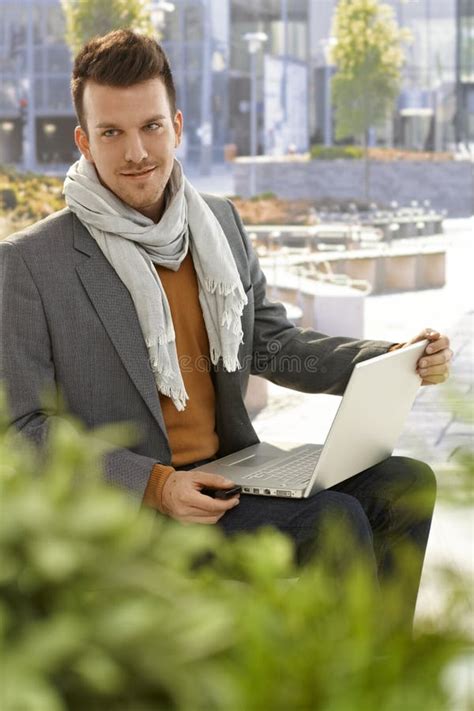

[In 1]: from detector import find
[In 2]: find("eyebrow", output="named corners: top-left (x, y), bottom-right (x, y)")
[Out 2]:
top-left (94, 115), bottom-right (168, 129)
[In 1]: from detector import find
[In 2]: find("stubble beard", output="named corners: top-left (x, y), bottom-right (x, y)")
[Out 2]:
top-left (117, 167), bottom-right (170, 215)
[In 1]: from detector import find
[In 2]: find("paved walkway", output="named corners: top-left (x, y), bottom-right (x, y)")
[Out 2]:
top-left (250, 217), bottom-right (473, 621)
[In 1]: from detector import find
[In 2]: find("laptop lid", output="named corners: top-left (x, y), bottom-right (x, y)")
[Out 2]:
top-left (304, 340), bottom-right (427, 495)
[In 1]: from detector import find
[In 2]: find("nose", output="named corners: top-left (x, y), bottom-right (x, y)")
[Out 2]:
top-left (124, 132), bottom-right (148, 164)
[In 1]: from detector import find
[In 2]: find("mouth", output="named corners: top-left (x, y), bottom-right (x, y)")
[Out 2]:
top-left (120, 166), bottom-right (157, 180)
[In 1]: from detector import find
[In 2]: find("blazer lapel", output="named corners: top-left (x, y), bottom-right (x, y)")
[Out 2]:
top-left (72, 216), bottom-right (169, 440)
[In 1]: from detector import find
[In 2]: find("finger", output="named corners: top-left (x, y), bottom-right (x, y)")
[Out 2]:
top-left (421, 373), bottom-right (449, 385)
top-left (191, 471), bottom-right (236, 489)
top-left (410, 328), bottom-right (440, 344)
top-left (423, 336), bottom-right (450, 355)
top-left (187, 490), bottom-right (240, 514)
top-left (175, 502), bottom-right (232, 521)
top-left (418, 364), bottom-right (450, 378)
top-left (182, 516), bottom-right (222, 525)
top-left (417, 349), bottom-right (453, 369)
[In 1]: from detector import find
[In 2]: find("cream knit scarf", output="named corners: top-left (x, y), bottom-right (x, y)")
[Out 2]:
top-left (63, 156), bottom-right (247, 411)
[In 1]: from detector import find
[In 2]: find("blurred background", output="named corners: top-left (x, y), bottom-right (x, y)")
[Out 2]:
top-left (0, 0), bottom-right (472, 173)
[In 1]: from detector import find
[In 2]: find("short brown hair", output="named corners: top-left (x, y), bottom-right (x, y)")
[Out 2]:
top-left (71, 29), bottom-right (177, 131)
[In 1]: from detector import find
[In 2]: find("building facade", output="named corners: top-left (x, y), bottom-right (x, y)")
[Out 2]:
top-left (0, 0), bottom-right (471, 172)
top-left (0, 0), bottom-right (77, 166)
top-left (0, 0), bottom-right (312, 171)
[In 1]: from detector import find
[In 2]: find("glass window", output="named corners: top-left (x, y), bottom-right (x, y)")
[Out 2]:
top-left (33, 48), bottom-right (44, 73)
top-left (460, 8), bottom-right (474, 82)
top-left (183, 72), bottom-right (203, 157)
top-left (45, 46), bottom-right (71, 73)
top-left (184, 2), bottom-right (204, 43)
top-left (33, 79), bottom-right (44, 110)
top-left (0, 78), bottom-right (19, 112)
top-left (44, 4), bottom-right (67, 44)
top-left (184, 41), bottom-right (205, 73)
top-left (33, 4), bottom-right (44, 46)
top-left (46, 77), bottom-right (72, 111)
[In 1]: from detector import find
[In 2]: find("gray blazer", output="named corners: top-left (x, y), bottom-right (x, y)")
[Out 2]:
top-left (0, 195), bottom-right (390, 504)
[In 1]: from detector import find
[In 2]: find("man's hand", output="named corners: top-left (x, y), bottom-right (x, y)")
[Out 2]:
top-left (161, 470), bottom-right (240, 524)
top-left (404, 328), bottom-right (452, 385)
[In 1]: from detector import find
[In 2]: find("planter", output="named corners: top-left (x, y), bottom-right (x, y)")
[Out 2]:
top-left (233, 158), bottom-right (474, 218)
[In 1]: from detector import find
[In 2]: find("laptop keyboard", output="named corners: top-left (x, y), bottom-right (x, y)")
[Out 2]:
top-left (241, 445), bottom-right (323, 487)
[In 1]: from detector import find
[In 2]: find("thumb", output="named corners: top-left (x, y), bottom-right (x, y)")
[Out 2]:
top-left (192, 471), bottom-right (235, 489)
top-left (407, 328), bottom-right (440, 346)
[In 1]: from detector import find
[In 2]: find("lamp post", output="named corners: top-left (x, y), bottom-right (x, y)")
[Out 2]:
top-left (199, 0), bottom-right (212, 176)
top-left (243, 32), bottom-right (268, 197)
top-left (280, 0), bottom-right (289, 146)
top-left (22, 0), bottom-right (37, 172)
top-left (319, 37), bottom-right (337, 148)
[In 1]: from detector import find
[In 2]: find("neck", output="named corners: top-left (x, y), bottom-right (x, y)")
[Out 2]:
top-left (138, 191), bottom-right (167, 223)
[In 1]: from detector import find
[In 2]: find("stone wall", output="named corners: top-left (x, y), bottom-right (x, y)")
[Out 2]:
top-left (233, 159), bottom-right (474, 218)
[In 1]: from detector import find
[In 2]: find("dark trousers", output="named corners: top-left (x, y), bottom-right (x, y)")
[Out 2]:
top-left (214, 456), bottom-right (437, 630)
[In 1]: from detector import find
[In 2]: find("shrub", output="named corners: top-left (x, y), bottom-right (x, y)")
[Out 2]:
top-left (0, 166), bottom-right (64, 225)
top-left (0, 188), bottom-right (18, 211)
top-left (310, 145), bottom-right (364, 160)
top-left (0, 385), bottom-right (471, 710)
top-left (249, 192), bottom-right (278, 202)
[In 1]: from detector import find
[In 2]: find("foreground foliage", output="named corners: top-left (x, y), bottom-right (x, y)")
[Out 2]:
top-left (0, 387), bottom-right (472, 710)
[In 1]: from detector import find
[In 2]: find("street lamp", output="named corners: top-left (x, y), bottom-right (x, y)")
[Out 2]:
top-left (319, 37), bottom-right (337, 147)
top-left (43, 122), bottom-right (57, 136)
top-left (242, 32), bottom-right (268, 197)
top-left (22, 0), bottom-right (37, 172)
top-left (1, 121), bottom-right (15, 134)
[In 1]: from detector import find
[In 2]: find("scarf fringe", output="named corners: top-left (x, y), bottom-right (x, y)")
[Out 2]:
top-left (205, 278), bottom-right (241, 297)
top-left (147, 341), bottom-right (189, 409)
top-left (146, 332), bottom-right (173, 348)
top-left (148, 353), bottom-right (175, 381)
top-left (156, 383), bottom-right (189, 411)
top-left (223, 354), bottom-right (241, 371)
top-left (221, 306), bottom-right (245, 335)
top-left (210, 346), bottom-right (241, 372)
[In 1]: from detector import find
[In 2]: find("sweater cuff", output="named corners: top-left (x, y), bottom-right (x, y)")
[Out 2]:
top-left (142, 463), bottom-right (175, 513)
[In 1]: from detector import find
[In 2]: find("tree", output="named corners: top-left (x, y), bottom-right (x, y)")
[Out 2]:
top-left (330, 0), bottom-right (412, 201)
top-left (61, 0), bottom-right (155, 57)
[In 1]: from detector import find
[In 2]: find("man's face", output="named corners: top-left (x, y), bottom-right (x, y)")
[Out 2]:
top-left (75, 78), bottom-right (182, 222)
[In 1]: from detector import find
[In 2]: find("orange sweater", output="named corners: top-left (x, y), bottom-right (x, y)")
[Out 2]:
top-left (142, 251), bottom-right (219, 511)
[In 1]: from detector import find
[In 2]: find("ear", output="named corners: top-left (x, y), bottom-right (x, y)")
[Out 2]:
top-left (74, 125), bottom-right (93, 161)
top-left (173, 110), bottom-right (183, 147)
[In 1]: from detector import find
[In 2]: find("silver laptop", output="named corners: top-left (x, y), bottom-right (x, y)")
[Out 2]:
top-left (200, 340), bottom-right (427, 498)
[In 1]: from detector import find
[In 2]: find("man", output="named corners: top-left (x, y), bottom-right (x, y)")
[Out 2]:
top-left (0, 31), bottom-right (451, 625)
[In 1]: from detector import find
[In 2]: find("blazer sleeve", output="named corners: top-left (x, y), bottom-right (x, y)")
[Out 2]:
top-left (0, 240), bottom-right (160, 508)
top-left (226, 200), bottom-right (393, 395)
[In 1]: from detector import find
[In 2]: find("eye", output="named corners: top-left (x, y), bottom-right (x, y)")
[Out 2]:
top-left (102, 129), bottom-right (120, 138)
top-left (145, 122), bottom-right (163, 131)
